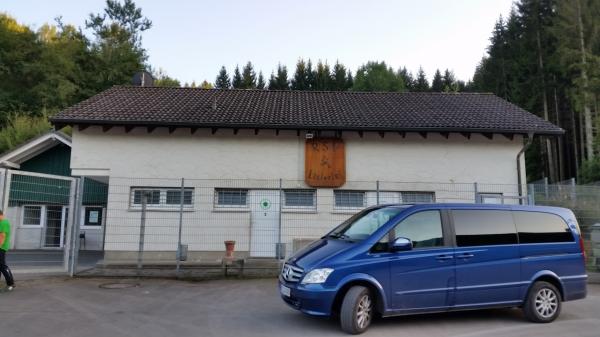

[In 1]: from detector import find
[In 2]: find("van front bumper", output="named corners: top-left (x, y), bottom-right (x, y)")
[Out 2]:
top-left (279, 278), bottom-right (338, 317)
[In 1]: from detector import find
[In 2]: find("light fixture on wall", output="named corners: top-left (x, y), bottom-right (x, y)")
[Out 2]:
top-left (305, 132), bottom-right (314, 139)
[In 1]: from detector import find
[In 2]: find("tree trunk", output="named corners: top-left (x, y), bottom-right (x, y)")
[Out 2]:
top-left (576, 0), bottom-right (595, 159)
top-left (571, 107), bottom-right (580, 176)
top-left (536, 28), bottom-right (556, 181)
top-left (554, 87), bottom-right (565, 180)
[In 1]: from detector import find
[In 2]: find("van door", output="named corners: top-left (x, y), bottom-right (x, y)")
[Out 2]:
top-left (451, 209), bottom-right (521, 308)
top-left (387, 210), bottom-right (455, 311)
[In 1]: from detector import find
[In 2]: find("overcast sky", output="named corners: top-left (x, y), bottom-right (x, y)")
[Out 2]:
top-left (4, 0), bottom-right (514, 85)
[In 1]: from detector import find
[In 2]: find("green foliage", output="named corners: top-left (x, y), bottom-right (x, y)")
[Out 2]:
top-left (232, 65), bottom-right (243, 89)
top-left (430, 69), bottom-right (444, 92)
top-left (0, 113), bottom-right (52, 153)
top-left (579, 158), bottom-right (600, 183)
top-left (200, 80), bottom-right (213, 89)
top-left (153, 68), bottom-right (180, 87)
top-left (215, 66), bottom-right (231, 89)
top-left (268, 64), bottom-right (289, 90)
top-left (291, 59), bottom-right (310, 90)
top-left (414, 67), bottom-right (430, 91)
top-left (353, 61), bottom-right (405, 92)
top-left (331, 61), bottom-right (352, 91)
top-left (256, 71), bottom-right (265, 89)
top-left (241, 61), bottom-right (257, 89)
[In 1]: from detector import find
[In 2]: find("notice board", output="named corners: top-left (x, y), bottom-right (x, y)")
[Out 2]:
top-left (305, 138), bottom-right (346, 188)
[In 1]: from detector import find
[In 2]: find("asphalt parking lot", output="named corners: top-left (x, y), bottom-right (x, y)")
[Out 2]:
top-left (0, 278), bottom-right (599, 337)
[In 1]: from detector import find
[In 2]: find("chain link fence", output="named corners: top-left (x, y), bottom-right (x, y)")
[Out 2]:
top-left (1, 170), bottom-right (598, 277)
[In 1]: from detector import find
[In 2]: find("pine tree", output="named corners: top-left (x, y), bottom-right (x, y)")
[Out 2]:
top-left (331, 61), bottom-right (348, 91)
top-left (314, 61), bottom-right (332, 91)
top-left (268, 64), bottom-right (289, 90)
top-left (232, 65), bottom-right (243, 89)
top-left (241, 61), bottom-right (256, 89)
top-left (414, 67), bottom-right (429, 91)
top-left (398, 67), bottom-right (415, 91)
top-left (306, 59), bottom-right (316, 90)
top-left (442, 69), bottom-right (457, 92)
top-left (200, 80), bottom-right (213, 89)
top-left (430, 69), bottom-right (444, 92)
top-left (346, 71), bottom-right (354, 90)
top-left (256, 71), bottom-right (265, 89)
top-left (291, 58), bottom-right (310, 90)
top-left (214, 66), bottom-right (231, 89)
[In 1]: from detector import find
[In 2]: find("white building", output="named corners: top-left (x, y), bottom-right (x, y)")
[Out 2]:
top-left (50, 87), bottom-right (563, 262)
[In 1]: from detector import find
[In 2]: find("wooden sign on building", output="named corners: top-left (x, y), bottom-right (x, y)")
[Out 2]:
top-left (305, 138), bottom-right (346, 187)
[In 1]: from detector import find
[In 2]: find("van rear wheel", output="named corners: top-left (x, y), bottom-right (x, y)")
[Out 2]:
top-left (523, 281), bottom-right (561, 323)
top-left (340, 286), bottom-right (373, 334)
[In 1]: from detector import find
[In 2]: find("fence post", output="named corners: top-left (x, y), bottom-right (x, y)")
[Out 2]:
top-left (376, 180), bottom-right (380, 205)
top-left (137, 192), bottom-right (148, 271)
top-left (277, 178), bottom-right (283, 260)
top-left (544, 177), bottom-right (549, 199)
top-left (473, 182), bottom-right (479, 203)
top-left (176, 178), bottom-right (184, 275)
top-left (1, 170), bottom-right (11, 220)
top-left (570, 177), bottom-right (577, 202)
top-left (67, 177), bottom-right (84, 276)
top-left (527, 184), bottom-right (535, 205)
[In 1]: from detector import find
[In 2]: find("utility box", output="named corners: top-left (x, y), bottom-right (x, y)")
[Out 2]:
top-left (591, 224), bottom-right (600, 271)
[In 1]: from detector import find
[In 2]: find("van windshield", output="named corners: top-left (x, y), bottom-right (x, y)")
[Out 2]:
top-left (327, 207), bottom-right (406, 241)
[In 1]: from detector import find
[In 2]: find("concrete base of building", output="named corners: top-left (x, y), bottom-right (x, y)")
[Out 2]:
top-left (103, 250), bottom-right (253, 265)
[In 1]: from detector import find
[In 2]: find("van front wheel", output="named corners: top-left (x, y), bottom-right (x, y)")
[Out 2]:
top-left (340, 286), bottom-right (373, 334)
top-left (523, 281), bottom-right (561, 323)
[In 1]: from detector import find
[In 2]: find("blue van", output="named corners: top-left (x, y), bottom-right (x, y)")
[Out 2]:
top-left (279, 204), bottom-right (588, 334)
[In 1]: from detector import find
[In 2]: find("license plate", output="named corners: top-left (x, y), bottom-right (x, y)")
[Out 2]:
top-left (280, 284), bottom-right (291, 297)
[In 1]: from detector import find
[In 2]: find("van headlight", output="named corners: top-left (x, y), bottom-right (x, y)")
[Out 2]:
top-left (301, 268), bottom-right (334, 284)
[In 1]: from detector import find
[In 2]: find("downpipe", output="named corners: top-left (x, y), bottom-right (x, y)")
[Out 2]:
top-left (517, 132), bottom-right (534, 204)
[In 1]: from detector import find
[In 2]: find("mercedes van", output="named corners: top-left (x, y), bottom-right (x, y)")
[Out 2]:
top-left (279, 204), bottom-right (588, 334)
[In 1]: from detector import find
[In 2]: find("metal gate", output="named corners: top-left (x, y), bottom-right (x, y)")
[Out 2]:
top-left (0, 169), bottom-right (79, 274)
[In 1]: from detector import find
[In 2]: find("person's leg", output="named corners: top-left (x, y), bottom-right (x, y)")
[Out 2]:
top-left (0, 249), bottom-right (14, 287)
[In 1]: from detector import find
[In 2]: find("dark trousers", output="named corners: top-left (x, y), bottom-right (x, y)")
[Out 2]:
top-left (0, 249), bottom-right (14, 286)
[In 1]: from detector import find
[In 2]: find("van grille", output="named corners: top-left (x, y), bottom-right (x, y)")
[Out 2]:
top-left (281, 264), bottom-right (304, 283)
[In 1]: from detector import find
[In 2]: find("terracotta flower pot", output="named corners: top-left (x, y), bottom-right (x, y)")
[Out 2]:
top-left (224, 240), bottom-right (236, 258)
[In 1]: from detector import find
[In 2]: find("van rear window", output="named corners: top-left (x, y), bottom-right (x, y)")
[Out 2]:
top-left (452, 210), bottom-right (517, 247)
top-left (513, 211), bottom-right (574, 243)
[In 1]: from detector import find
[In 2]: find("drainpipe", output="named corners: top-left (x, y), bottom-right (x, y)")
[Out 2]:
top-left (517, 132), bottom-right (535, 204)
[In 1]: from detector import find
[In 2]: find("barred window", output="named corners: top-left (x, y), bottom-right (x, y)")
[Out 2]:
top-left (334, 190), bottom-right (365, 208)
top-left (166, 189), bottom-right (194, 205)
top-left (130, 188), bottom-right (194, 209)
top-left (284, 190), bottom-right (316, 208)
top-left (216, 189), bottom-right (248, 207)
top-left (401, 192), bottom-right (435, 204)
top-left (23, 205), bottom-right (43, 226)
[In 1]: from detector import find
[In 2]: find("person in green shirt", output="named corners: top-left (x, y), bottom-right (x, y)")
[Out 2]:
top-left (0, 210), bottom-right (15, 290)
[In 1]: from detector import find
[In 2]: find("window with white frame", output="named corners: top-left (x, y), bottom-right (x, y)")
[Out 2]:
top-left (283, 189), bottom-right (316, 210)
top-left (401, 191), bottom-right (436, 204)
top-left (130, 187), bottom-right (194, 209)
top-left (215, 189), bottom-right (248, 207)
top-left (334, 190), bottom-right (366, 209)
top-left (22, 205), bottom-right (43, 226)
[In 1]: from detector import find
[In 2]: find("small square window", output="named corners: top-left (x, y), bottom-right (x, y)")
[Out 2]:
top-left (23, 206), bottom-right (42, 226)
top-left (284, 190), bottom-right (316, 208)
top-left (216, 189), bottom-right (248, 207)
top-left (334, 190), bottom-right (365, 208)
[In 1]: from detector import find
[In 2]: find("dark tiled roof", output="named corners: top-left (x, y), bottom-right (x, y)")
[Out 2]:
top-left (50, 86), bottom-right (563, 135)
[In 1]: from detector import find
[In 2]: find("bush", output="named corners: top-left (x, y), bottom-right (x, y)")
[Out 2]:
top-left (0, 113), bottom-right (52, 154)
top-left (579, 158), bottom-right (600, 184)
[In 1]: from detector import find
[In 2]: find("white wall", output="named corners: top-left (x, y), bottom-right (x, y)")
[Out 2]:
top-left (70, 127), bottom-right (526, 258)
top-left (72, 127), bottom-right (524, 184)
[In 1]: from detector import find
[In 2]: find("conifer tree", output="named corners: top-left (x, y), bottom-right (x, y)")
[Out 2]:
top-left (314, 61), bottom-right (332, 91)
top-left (241, 61), bottom-right (257, 89)
top-left (306, 59), bottom-right (316, 90)
top-left (232, 65), bottom-right (243, 89)
top-left (332, 61), bottom-right (348, 91)
top-left (291, 58), bottom-right (310, 90)
top-left (214, 66), bottom-right (231, 89)
top-left (442, 69), bottom-right (457, 92)
top-left (414, 67), bottom-right (429, 91)
top-left (430, 69), bottom-right (444, 92)
top-left (256, 71), bottom-right (265, 89)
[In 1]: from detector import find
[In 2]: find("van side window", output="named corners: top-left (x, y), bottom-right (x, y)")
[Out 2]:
top-left (390, 210), bottom-right (444, 249)
top-left (513, 211), bottom-right (574, 243)
top-left (453, 210), bottom-right (517, 246)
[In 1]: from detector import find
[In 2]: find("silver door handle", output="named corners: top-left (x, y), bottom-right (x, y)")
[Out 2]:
top-left (436, 255), bottom-right (453, 261)
top-left (456, 253), bottom-right (474, 259)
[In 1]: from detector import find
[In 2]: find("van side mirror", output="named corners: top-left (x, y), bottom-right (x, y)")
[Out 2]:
top-left (389, 237), bottom-right (412, 252)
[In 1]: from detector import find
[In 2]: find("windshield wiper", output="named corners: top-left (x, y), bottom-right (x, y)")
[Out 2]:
top-left (324, 233), bottom-right (351, 240)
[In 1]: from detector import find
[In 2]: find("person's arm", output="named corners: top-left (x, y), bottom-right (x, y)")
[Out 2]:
top-left (0, 232), bottom-right (5, 247)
